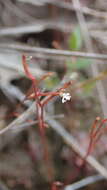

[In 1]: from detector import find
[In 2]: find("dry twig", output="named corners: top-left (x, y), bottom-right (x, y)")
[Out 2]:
top-left (0, 43), bottom-right (107, 60)
top-left (72, 0), bottom-right (107, 118)
top-left (64, 174), bottom-right (104, 190)
top-left (17, 0), bottom-right (107, 19)
top-left (0, 104), bottom-right (107, 179)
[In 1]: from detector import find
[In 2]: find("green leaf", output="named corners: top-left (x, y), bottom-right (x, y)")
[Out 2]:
top-left (75, 58), bottom-right (92, 69)
top-left (66, 58), bottom-right (92, 70)
top-left (69, 27), bottom-right (82, 50)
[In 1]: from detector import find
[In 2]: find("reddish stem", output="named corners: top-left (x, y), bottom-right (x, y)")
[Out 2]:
top-left (22, 55), bottom-right (36, 81)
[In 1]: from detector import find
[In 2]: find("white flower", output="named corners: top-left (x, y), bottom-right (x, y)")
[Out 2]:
top-left (60, 92), bottom-right (71, 103)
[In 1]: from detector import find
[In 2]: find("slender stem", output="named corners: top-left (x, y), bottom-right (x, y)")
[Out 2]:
top-left (1, 43), bottom-right (107, 60)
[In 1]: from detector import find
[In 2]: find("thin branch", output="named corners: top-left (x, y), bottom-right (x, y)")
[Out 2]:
top-left (0, 21), bottom-right (105, 37)
top-left (0, 22), bottom-right (49, 36)
top-left (0, 78), bottom-right (66, 147)
top-left (0, 53), bottom-right (47, 77)
top-left (0, 43), bottom-right (107, 60)
top-left (47, 119), bottom-right (107, 179)
top-left (2, 0), bottom-right (34, 22)
top-left (64, 175), bottom-right (104, 190)
top-left (0, 20), bottom-right (73, 36)
top-left (11, 114), bottom-right (64, 132)
top-left (0, 102), bottom-right (107, 179)
top-left (17, 0), bottom-right (107, 19)
top-left (0, 100), bottom-right (107, 178)
top-left (72, 0), bottom-right (107, 118)
top-left (0, 102), bottom-right (36, 136)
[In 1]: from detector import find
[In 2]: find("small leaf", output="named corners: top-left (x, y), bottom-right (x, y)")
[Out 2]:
top-left (75, 58), bottom-right (92, 69)
top-left (69, 27), bottom-right (82, 50)
top-left (66, 58), bottom-right (92, 70)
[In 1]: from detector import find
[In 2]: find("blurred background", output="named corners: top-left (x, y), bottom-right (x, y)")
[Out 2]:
top-left (0, 0), bottom-right (107, 190)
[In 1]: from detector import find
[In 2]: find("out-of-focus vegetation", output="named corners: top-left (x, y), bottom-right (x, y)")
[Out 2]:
top-left (0, 0), bottom-right (107, 190)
